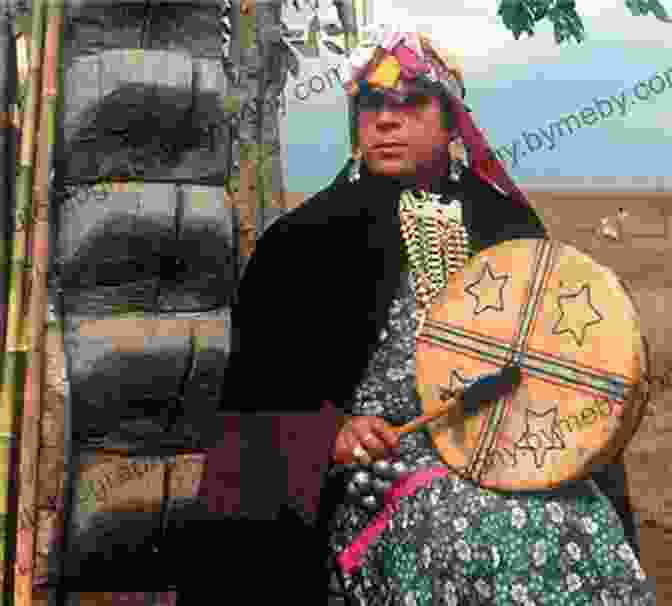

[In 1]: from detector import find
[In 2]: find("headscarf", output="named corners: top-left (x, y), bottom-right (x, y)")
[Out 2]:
top-left (339, 26), bottom-right (531, 210)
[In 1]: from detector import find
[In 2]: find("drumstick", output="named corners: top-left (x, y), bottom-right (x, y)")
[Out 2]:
top-left (394, 365), bottom-right (522, 436)
top-left (393, 392), bottom-right (463, 436)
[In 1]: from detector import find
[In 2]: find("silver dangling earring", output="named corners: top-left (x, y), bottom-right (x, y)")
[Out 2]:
top-left (447, 137), bottom-right (466, 182)
top-left (449, 158), bottom-right (463, 182)
top-left (348, 151), bottom-right (362, 183)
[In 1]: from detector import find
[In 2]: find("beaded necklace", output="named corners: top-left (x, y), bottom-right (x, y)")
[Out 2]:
top-left (399, 189), bottom-right (472, 336)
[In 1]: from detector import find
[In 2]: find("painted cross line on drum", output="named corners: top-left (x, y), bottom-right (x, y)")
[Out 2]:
top-left (469, 238), bottom-right (557, 481)
top-left (422, 322), bottom-right (630, 402)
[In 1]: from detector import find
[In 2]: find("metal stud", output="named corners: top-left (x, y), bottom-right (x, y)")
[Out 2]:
top-left (361, 495), bottom-right (379, 511)
top-left (352, 470), bottom-right (371, 489)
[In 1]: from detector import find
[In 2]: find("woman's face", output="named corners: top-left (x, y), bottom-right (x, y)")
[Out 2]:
top-left (357, 93), bottom-right (452, 180)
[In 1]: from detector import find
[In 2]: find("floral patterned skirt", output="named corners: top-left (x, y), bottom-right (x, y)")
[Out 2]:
top-left (329, 467), bottom-right (656, 606)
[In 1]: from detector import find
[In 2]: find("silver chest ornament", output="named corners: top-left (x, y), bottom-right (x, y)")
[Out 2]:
top-left (398, 189), bottom-right (472, 336)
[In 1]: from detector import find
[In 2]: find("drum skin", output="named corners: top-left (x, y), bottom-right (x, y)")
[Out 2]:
top-left (417, 239), bottom-right (648, 491)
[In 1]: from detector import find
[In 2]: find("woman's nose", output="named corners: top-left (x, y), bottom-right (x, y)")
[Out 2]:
top-left (375, 104), bottom-right (405, 125)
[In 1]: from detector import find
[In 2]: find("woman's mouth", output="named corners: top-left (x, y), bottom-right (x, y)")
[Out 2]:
top-left (374, 143), bottom-right (406, 150)
top-left (374, 144), bottom-right (406, 154)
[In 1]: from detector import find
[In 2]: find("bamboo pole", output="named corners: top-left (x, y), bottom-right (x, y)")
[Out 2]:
top-left (0, 0), bottom-right (46, 602)
top-left (9, 23), bottom-right (35, 363)
top-left (14, 2), bottom-right (62, 605)
top-left (0, 14), bottom-right (16, 386)
top-left (13, 30), bottom-right (29, 136)
top-left (1, 24), bottom-right (33, 387)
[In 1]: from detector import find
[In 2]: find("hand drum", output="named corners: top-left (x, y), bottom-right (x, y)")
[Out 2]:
top-left (416, 238), bottom-right (648, 491)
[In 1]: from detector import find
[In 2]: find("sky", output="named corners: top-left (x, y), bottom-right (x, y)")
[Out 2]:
top-left (279, 0), bottom-right (672, 196)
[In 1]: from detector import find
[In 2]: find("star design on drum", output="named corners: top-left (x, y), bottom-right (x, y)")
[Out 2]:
top-left (514, 406), bottom-right (566, 469)
top-left (552, 284), bottom-right (603, 347)
top-left (465, 262), bottom-right (508, 315)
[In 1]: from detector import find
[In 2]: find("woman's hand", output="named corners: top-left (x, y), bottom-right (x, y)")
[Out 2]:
top-left (332, 415), bottom-right (400, 465)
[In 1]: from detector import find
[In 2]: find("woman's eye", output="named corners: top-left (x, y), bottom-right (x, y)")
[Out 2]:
top-left (409, 94), bottom-right (430, 106)
top-left (358, 92), bottom-right (386, 110)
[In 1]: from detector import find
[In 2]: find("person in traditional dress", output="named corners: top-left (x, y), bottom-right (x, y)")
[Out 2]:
top-left (198, 25), bottom-right (651, 606)
top-left (319, 27), bottom-right (654, 606)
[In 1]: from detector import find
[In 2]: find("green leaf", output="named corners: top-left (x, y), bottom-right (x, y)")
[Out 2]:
top-left (498, 0), bottom-right (586, 44)
top-left (497, 0), bottom-right (539, 40)
top-left (625, 0), bottom-right (672, 20)
top-left (625, 0), bottom-right (646, 16)
top-left (530, 0), bottom-right (553, 19)
top-left (548, 1), bottom-right (585, 44)
top-left (646, 0), bottom-right (672, 21)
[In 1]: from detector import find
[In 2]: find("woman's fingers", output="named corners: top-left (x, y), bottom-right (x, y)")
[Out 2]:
top-left (332, 416), bottom-right (400, 465)
top-left (371, 417), bottom-right (401, 451)
top-left (349, 435), bottom-right (372, 465)
top-left (342, 430), bottom-right (363, 465)
top-left (352, 425), bottom-right (387, 460)
top-left (334, 427), bottom-right (363, 465)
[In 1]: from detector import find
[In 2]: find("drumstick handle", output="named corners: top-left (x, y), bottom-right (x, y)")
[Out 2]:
top-left (393, 389), bottom-right (464, 436)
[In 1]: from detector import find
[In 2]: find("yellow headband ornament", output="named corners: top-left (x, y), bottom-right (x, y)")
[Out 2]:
top-left (367, 55), bottom-right (402, 89)
top-left (341, 28), bottom-right (465, 101)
